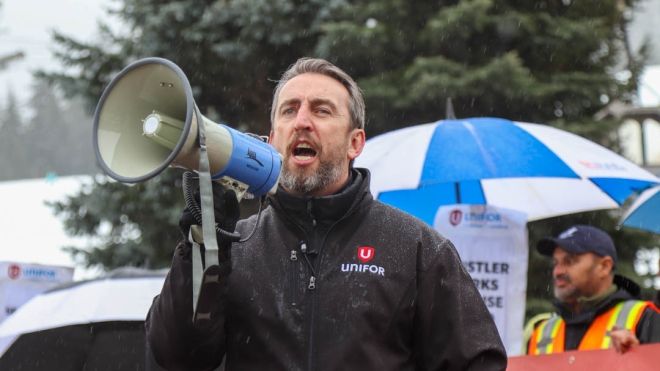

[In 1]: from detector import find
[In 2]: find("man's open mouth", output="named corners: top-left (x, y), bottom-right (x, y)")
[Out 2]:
top-left (293, 143), bottom-right (318, 160)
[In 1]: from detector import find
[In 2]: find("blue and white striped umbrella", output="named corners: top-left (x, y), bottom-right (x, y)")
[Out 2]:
top-left (355, 117), bottom-right (659, 223)
top-left (620, 185), bottom-right (660, 234)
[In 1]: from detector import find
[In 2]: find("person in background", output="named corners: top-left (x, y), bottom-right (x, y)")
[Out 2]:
top-left (527, 225), bottom-right (660, 355)
top-left (146, 57), bottom-right (507, 370)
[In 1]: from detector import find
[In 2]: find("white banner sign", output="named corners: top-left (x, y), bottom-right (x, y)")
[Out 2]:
top-left (434, 205), bottom-right (528, 356)
top-left (0, 262), bottom-right (74, 323)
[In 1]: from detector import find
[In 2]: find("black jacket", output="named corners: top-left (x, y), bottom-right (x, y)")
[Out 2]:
top-left (146, 168), bottom-right (507, 370)
top-left (554, 275), bottom-right (660, 350)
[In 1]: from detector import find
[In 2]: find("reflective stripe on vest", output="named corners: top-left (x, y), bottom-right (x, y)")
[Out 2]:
top-left (528, 300), bottom-right (650, 355)
top-left (529, 315), bottom-right (563, 355)
top-left (580, 300), bottom-right (649, 350)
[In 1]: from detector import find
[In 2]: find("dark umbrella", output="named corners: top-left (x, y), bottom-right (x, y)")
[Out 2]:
top-left (0, 321), bottom-right (150, 370)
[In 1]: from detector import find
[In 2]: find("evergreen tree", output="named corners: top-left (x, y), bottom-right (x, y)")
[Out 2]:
top-left (49, 171), bottom-right (184, 270)
top-left (0, 0), bottom-right (94, 181)
top-left (0, 81), bottom-right (97, 181)
top-left (41, 0), bottom-right (653, 276)
top-left (315, 0), bottom-right (643, 140)
top-left (24, 80), bottom-right (67, 179)
top-left (25, 80), bottom-right (97, 177)
top-left (0, 92), bottom-right (27, 180)
top-left (38, 0), bottom-right (344, 134)
top-left (58, 97), bottom-right (98, 175)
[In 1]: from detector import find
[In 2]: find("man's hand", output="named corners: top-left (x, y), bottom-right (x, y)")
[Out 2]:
top-left (180, 173), bottom-right (240, 262)
top-left (609, 326), bottom-right (640, 354)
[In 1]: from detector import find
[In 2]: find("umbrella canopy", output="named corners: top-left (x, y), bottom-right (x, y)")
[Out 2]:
top-left (620, 185), bottom-right (660, 234)
top-left (0, 268), bottom-right (166, 370)
top-left (0, 321), bottom-right (149, 371)
top-left (355, 117), bottom-right (659, 223)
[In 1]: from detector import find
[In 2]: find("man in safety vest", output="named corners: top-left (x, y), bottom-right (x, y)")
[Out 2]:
top-left (527, 225), bottom-right (660, 355)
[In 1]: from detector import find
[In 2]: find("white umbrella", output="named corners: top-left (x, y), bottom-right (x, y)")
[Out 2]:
top-left (355, 117), bottom-right (659, 223)
top-left (0, 269), bottom-right (166, 370)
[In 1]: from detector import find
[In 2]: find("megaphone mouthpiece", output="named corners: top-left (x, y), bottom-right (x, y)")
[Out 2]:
top-left (142, 110), bottom-right (185, 150)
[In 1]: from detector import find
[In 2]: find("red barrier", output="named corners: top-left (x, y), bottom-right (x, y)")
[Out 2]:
top-left (507, 343), bottom-right (660, 370)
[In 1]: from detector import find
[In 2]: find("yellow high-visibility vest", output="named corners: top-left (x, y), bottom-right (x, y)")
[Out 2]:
top-left (527, 300), bottom-right (652, 355)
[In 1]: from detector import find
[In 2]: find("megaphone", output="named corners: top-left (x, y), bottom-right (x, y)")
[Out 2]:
top-left (92, 57), bottom-right (281, 199)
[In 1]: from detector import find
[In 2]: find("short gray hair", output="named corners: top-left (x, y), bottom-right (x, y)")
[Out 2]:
top-left (270, 58), bottom-right (365, 130)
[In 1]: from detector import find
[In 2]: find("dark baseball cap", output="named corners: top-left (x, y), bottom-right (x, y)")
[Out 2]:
top-left (537, 225), bottom-right (618, 263)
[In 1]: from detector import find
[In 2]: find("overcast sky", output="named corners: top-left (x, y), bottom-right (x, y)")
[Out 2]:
top-left (0, 0), bottom-right (115, 105)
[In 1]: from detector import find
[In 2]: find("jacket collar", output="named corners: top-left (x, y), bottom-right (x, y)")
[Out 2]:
top-left (270, 168), bottom-right (372, 227)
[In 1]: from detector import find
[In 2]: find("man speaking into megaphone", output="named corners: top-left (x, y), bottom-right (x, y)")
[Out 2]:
top-left (145, 58), bottom-right (506, 371)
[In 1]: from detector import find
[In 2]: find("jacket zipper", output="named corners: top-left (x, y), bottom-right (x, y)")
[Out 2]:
top-left (300, 240), bottom-right (317, 371)
top-left (277, 195), bottom-right (365, 371)
top-left (300, 243), bottom-right (318, 291)
top-left (304, 201), bottom-right (318, 371)
top-left (303, 200), bottom-right (357, 371)
top-left (289, 250), bottom-right (298, 306)
top-left (275, 215), bottom-right (317, 371)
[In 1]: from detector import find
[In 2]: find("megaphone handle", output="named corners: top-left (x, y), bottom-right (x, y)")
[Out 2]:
top-left (182, 172), bottom-right (241, 241)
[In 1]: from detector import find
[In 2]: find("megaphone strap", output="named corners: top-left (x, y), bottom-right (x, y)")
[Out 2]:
top-left (192, 104), bottom-right (221, 318)
top-left (191, 231), bottom-right (203, 318)
top-left (190, 235), bottom-right (220, 323)
top-left (195, 105), bottom-right (220, 265)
